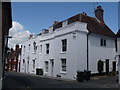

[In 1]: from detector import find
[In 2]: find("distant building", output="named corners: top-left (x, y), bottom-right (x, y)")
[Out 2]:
top-left (20, 6), bottom-right (117, 80)
top-left (6, 45), bottom-right (21, 72)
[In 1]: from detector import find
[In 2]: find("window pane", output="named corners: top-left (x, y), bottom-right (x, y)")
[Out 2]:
top-left (61, 59), bottom-right (66, 72)
top-left (62, 39), bottom-right (67, 52)
top-left (100, 39), bottom-right (103, 46)
top-left (33, 60), bottom-right (35, 69)
top-left (46, 44), bottom-right (49, 54)
top-left (45, 61), bottom-right (48, 72)
top-left (104, 40), bottom-right (106, 46)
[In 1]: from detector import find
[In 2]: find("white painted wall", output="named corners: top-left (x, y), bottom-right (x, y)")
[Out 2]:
top-left (117, 37), bottom-right (120, 84)
top-left (89, 33), bottom-right (116, 73)
top-left (117, 38), bottom-right (120, 54)
top-left (20, 21), bottom-right (117, 80)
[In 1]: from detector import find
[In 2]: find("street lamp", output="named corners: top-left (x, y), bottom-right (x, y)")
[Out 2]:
top-left (5, 36), bottom-right (12, 38)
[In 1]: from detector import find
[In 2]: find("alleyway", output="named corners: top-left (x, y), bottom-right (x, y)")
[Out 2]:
top-left (2, 72), bottom-right (119, 89)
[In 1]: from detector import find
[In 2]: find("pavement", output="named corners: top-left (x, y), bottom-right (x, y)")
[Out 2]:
top-left (2, 72), bottom-right (119, 89)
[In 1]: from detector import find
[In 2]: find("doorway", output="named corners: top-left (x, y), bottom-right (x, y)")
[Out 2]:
top-left (50, 59), bottom-right (54, 76)
top-left (112, 61), bottom-right (116, 72)
top-left (105, 59), bottom-right (109, 74)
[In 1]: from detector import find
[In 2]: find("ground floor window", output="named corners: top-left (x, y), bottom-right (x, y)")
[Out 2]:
top-left (45, 61), bottom-right (49, 72)
top-left (61, 58), bottom-right (66, 72)
top-left (33, 60), bottom-right (35, 69)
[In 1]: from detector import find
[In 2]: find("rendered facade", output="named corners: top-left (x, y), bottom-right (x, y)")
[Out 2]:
top-left (20, 6), bottom-right (117, 80)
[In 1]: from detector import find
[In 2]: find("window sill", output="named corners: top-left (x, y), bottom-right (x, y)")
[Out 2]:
top-left (60, 71), bottom-right (66, 75)
top-left (44, 72), bottom-right (49, 74)
top-left (45, 53), bottom-right (49, 55)
top-left (60, 52), bottom-right (67, 54)
top-left (33, 52), bottom-right (36, 54)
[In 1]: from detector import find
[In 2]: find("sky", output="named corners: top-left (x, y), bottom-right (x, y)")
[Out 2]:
top-left (8, 2), bottom-right (118, 48)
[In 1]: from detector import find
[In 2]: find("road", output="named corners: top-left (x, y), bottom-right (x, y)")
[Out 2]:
top-left (2, 72), bottom-right (119, 89)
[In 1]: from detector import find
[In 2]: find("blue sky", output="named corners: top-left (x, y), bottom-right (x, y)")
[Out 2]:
top-left (11, 2), bottom-right (118, 35)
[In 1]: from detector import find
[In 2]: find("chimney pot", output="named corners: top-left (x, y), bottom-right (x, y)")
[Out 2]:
top-left (97, 6), bottom-right (102, 9)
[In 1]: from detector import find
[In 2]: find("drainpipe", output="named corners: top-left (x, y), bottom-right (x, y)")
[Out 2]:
top-left (87, 32), bottom-right (90, 70)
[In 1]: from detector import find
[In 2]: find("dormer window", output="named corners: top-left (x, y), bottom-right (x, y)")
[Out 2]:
top-left (62, 20), bottom-right (68, 27)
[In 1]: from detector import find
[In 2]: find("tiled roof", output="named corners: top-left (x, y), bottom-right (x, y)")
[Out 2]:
top-left (53, 13), bottom-right (116, 38)
top-left (116, 29), bottom-right (120, 37)
top-left (80, 14), bottom-right (116, 37)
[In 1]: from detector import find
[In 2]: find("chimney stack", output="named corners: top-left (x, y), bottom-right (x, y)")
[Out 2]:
top-left (54, 21), bottom-right (59, 25)
top-left (29, 34), bottom-right (33, 39)
top-left (95, 6), bottom-right (104, 23)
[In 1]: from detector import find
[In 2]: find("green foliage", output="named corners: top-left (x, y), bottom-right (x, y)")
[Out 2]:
top-left (97, 60), bottom-right (104, 73)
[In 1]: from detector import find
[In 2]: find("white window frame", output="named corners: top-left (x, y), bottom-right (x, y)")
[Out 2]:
top-left (33, 60), bottom-right (35, 69)
top-left (40, 45), bottom-right (42, 53)
top-left (33, 42), bottom-right (37, 53)
top-left (23, 46), bottom-right (25, 54)
top-left (28, 44), bottom-right (30, 52)
top-left (100, 38), bottom-right (106, 47)
top-left (61, 39), bottom-right (67, 52)
top-left (45, 61), bottom-right (49, 72)
top-left (46, 43), bottom-right (49, 54)
top-left (61, 58), bottom-right (67, 73)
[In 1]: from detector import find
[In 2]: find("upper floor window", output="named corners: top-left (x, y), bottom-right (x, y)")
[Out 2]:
top-left (46, 43), bottom-right (49, 54)
top-left (100, 38), bottom-right (106, 46)
top-left (40, 45), bottom-right (42, 53)
top-left (61, 39), bottom-right (67, 52)
top-left (33, 42), bottom-right (37, 52)
top-left (28, 44), bottom-right (30, 51)
top-left (23, 46), bottom-right (25, 53)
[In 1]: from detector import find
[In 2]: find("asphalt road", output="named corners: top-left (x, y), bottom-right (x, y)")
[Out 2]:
top-left (2, 72), bottom-right (119, 89)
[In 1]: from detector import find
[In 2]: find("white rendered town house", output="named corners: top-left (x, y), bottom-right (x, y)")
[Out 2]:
top-left (116, 30), bottom-right (120, 83)
top-left (20, 6), bottom-right (117, 80)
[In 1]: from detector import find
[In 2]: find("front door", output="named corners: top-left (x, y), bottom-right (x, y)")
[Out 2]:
top-left (113, 61), bottom-right (116, 72)
top-left (50, 59), bottom-right (54, 76)
top-left (106, 59), bottom-right (109, 74)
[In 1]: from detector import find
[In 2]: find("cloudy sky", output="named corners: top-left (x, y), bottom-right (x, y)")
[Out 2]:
top-left (9, 2), bottom-right (118, 49)
top-left (8, 21), bottom-right (31, 48)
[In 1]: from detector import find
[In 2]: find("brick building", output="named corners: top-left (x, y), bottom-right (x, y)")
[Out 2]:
top-left (6, 45), bottom-right (21, 72)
